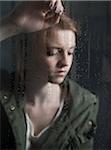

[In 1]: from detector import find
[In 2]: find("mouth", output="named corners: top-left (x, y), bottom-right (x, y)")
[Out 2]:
top-left (55, 70), bottom-right (67, 76)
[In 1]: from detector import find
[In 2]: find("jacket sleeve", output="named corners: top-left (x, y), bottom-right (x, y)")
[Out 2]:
top-left (76, 93), bottom-right (99, 150)
top-left (79, 139), bottom-right (93, 150)
top-left (63, 95), bottom-right (98, 150)
top-left (64, 79), bottom-right (99, 150)
top-left (0, 102), bottom-right (16, 149)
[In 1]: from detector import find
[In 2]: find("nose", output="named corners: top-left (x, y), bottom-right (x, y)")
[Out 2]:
top-left (57, 52), bottom-right (68, 68)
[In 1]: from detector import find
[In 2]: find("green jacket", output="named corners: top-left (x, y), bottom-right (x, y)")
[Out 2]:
top-left (0, 78), bottom-right (98, 150)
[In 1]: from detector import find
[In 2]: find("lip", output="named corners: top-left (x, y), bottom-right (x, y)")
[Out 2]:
top-left (57, 69), bottom-right (67, 72)
top-left (55, 70), bottom-right (67, 76)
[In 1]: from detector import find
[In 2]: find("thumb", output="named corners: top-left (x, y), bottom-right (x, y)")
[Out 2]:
top-left (44, 13), bottom-right (60, 28)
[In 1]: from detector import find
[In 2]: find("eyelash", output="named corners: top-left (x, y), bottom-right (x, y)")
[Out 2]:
top-left (68, 52), bottom-right (74, 55)
top-left (46, 49), bottom-right (74, 56)
top-left (46, 51), bottom-right (57, 56)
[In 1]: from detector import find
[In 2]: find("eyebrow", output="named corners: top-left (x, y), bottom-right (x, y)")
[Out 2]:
top-left (69, 46), bottom-right (76, 50)
top-left (46, 46), bottom-right (76, 51)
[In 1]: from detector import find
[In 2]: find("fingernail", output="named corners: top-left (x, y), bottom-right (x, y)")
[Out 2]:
top-left (49, 3), bottom-right (53, 10)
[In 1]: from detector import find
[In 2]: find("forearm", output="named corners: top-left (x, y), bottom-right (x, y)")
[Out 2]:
top-left (0, 0), bottom-right (64, 42)
top-left (0, 16), bottom-right (21, 41)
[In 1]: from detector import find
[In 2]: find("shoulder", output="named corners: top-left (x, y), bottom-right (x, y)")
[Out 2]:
top-left (65, 78), bottom-right (99, 144)
top-left (0, 69), bottom-right (14, 103)
top-left (67, 78), bottom-right (98, 109)
top-left (0, 70), bottom-right (23, 110)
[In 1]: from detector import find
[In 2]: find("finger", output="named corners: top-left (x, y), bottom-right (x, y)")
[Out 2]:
top-left (54, 1), bottom-right (64, 14)
top-left (55, 6), bottom-right (64, 15)
top-left (49, 0), bottom-right (57, 10)
top-left (44, 13), bottom-right (60, 28)
top-left (45, 10), bottom-right (56, 20)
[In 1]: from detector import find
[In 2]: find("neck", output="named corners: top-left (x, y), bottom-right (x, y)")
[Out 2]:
top-left (25, 75), bottom-right (62, 105)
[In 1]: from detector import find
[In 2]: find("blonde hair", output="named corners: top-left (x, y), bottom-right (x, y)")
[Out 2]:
top-left (16, 14), bottom-right (78, 95)
top-left (54, 14), bottom-right (78, 34)
top-left (31, 14), bottom-right (78, 52)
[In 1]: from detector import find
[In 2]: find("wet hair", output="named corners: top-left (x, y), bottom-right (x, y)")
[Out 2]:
top-left (52, 14), bottom-right (78, 34)
top-left (31, 14), bottom-right (78, 54)
top-left (16, 14), bottom-right (78, 95)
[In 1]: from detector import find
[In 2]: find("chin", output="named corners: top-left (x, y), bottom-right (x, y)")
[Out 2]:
top-left (48, 77), bottom-right (65, 84)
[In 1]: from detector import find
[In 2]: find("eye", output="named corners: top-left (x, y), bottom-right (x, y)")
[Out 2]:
top-left (46, 47), bottom-right (60, 56)
top-left (68, 49), bottom-right (74, 56)
top-left (68, 52), bottom-right (74, 56)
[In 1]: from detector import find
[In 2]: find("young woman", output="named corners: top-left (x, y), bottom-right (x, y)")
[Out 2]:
top-left (0, 1), bottom-right (98, 149)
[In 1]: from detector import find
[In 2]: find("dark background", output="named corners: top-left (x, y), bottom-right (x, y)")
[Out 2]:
top-left (0, 1), bottom-right (111, 149)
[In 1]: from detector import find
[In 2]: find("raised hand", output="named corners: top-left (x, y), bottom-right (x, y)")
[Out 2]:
top-left (0, 0), bottom-right (64, 41)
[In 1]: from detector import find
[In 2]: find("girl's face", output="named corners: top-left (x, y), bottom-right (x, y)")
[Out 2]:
top-left (31, 28), bottom-right (76, 84)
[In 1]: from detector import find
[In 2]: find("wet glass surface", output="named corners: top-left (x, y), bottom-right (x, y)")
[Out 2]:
top-left (0, 1), bottom-right (111, 149)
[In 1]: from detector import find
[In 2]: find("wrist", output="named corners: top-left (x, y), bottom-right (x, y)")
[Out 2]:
top-left (8, 15), bottom-right (22, 35)
top-left (0, 15), bottom-right (21, 41)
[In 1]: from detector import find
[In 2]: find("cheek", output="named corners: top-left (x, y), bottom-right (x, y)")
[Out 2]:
top-left (44, 58), bottom-right (57, 70)
top-left (68, 57), bottom-right (73, 68)
top-left (70, 57), bottom-right (73, 64)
